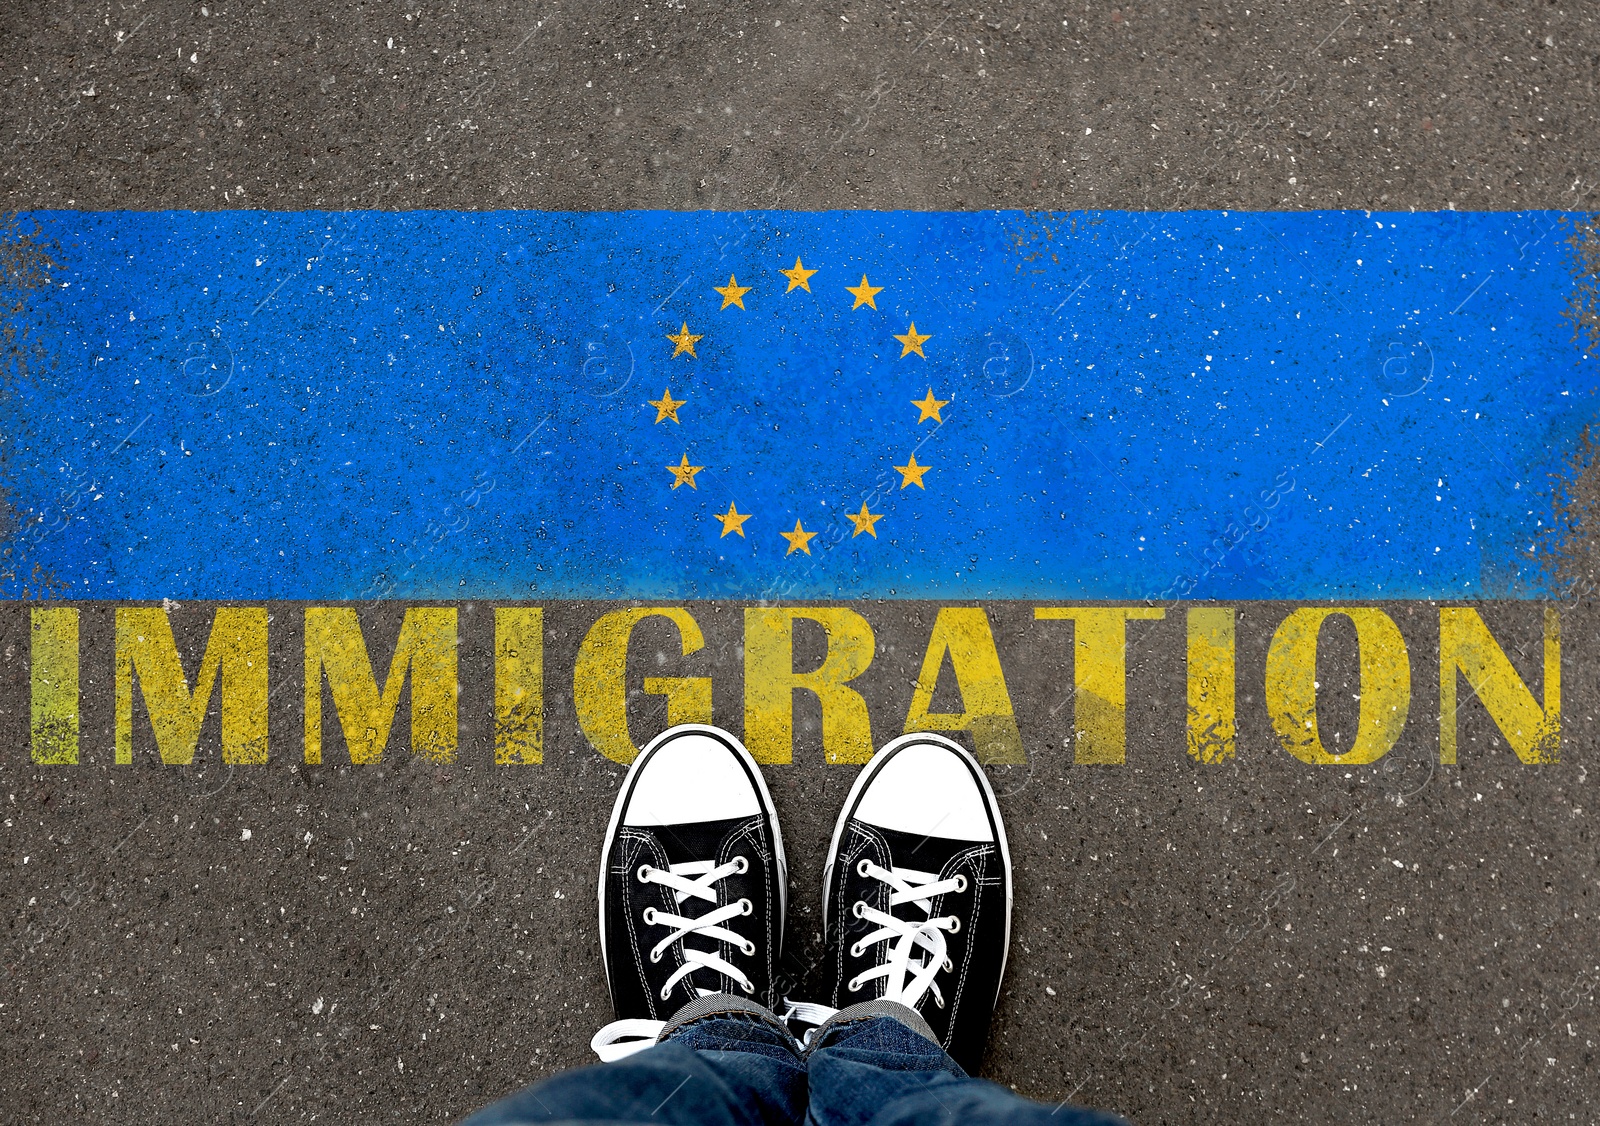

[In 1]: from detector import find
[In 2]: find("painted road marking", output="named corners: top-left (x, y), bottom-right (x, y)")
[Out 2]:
top-left (1, 210), bottom-right (1591, 601)
top-left (19, 603), bottom-right (1559, 768)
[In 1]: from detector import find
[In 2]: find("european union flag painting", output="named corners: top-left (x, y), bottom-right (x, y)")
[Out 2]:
top-left (0, 208), bottom-right (1592, 602)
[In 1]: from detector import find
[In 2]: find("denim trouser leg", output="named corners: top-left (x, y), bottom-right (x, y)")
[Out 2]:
top-left (804, 1012), bottom-right (1128, 1126)
top-left (459, 1010), bottom-right (806, 1126)
top-left (460, 1002), bottom-right (1125, 1126)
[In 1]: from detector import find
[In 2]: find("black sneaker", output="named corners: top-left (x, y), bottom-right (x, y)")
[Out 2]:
top-left (592, 724), bottom-right (787, 1059)
top-left (819, 732), bottom-right (1013, 1073)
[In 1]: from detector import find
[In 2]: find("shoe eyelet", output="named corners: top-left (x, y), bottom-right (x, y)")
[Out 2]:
top-left (660, 986), bottom-right (672, 1001)
top-left (732, 855), bottom-right (749, 874)
top-left (856, 858), bottom-right (872, 877)
top-left (636, 864), bottom-right (654, 883)
top-left (740, 940), bottom-right (756, 956)
top-left (649, 948), bottom-right (662, 964)
top-left (740, 980), bottom-right (756, 995)
top-left (934, 993), bottom-right (946, 1009)
top-left (852, 901), bottom-right (867, 919)
top-left (849, 942), bottom-right (865, 958)
top-left (738, 898), bottom-right (753, 916)
top-left (953, 874), bottom-right (969, 893)
top-left (946, 916), bottom-right (961, 935)
top-left (942, 957), bottom-right (954, 972)
top-left (847, 976), bottom-right (863, 993)
top-left (641, 907), bottom-right (658, 926)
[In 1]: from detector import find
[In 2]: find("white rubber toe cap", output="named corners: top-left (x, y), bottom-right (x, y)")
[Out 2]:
top-left (854, 738), bottom-right (995, 842)
top-left (622, 730), bottom-right (762, 826)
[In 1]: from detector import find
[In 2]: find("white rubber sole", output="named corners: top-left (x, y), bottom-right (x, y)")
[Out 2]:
top-left (596, 723), bottom-right (788, 1012)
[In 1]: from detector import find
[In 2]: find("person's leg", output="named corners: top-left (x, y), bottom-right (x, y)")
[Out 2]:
top-left (816, 731), bottom-right (1015, 1073)
top-left (801, 732), bottom-right (1126, 1126)
top-left (804, 1002), bottom-right (1125, 1126)
top-left (463, 725), bottom-right (802, 1125)
top-left (461, 995), bottom-right (806, 1126)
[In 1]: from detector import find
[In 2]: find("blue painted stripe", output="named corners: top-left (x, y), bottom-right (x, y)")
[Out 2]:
top-left (1, 209), bottom-right (1589, 600)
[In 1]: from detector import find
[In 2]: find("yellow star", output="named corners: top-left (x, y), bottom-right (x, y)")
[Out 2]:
top-left (648, 388), bottom-right (686, 424)
top-left (894, 322), bottom-right (931, 359)
top-left (781, 519), bottom-right (817, 556)
top-left (666, 322), bottom-right (702, 359)
top-left (846, 275), bottom-right (883, 310)
top-left (779, 257), bottom-right (817, 293)
top-left (846, 503), bottom-right (883, 538)
top-left (715, 502), bottom-right (752, 538)
top-left (894, 455), bottom-right (931, 490)
top-left (911, 388), bottom-right (949, 424)
top-left (714, 275), bottom-right (752, 310)
top-left (666, 453), bottom-right (704, 490)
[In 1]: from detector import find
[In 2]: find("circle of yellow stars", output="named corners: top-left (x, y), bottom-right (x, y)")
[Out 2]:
top-left (648, 258), bottom-right (949, 557)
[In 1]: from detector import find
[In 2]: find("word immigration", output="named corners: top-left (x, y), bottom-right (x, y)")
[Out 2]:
top-left (16, 602), bottom-right (1561, 769)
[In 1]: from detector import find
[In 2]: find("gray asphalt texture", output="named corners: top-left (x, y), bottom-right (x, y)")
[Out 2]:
top-left (4, 2), bottom-right (1600, 1123)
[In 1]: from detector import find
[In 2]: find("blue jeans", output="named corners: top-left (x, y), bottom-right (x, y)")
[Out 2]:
top-left (463, 1005), bottom-right (1126, 1126)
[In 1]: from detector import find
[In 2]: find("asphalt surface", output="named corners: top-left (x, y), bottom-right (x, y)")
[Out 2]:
top-left (4, 2), bottom-right (1600, 1123)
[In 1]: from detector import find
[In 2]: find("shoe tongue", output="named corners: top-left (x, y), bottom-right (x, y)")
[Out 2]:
top-left (647, 817), bottom-right (750, 992)
top-left (860, 822), bottom-right (973, 876)
top-left (651, 816), bottom-right (747, 867)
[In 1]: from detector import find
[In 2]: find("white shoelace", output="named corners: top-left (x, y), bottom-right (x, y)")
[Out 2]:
top-left (591, 857), bottom-right (754, 1062)
top-left (784, 859), bottom-right (967, 1046)
top-left (845, 860), bottom-right (966, 1009)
